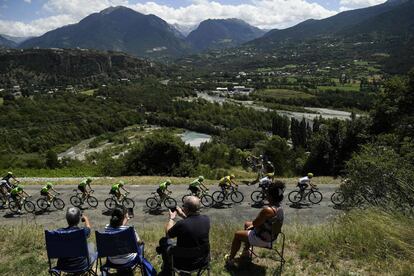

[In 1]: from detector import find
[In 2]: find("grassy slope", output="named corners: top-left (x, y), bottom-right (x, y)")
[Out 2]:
top-left (0, 210), bottom-right (412, 275)
top-left (255, 89), bottom-right (314, 100)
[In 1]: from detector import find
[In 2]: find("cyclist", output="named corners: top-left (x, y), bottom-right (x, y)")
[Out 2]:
top-left (218, 174), bottom-right (238, 195)
top-left (298, 173), bottom-right (316, 196)
top-left (259, 172), bottom-right (274, 191)
top-left (1, 171), bottom-right (19, 191)
top-left (78, 177), bottom-right (92, 201)
top-left (10, 185), bottom-right (30, 212)
top-left (40, 182), bottom-right (59, 205)
top-left (110, 180), bottom-right (129, 203)
top-left (189, 176), bottom-right (208, 197)
top-left (157, 179), bottom-right (172, 202)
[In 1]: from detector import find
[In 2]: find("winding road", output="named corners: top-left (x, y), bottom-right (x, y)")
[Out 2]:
top-left (0, 183), bottom-right (342, 229)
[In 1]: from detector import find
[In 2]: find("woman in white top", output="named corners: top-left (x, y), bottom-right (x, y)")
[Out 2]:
top-left (105, 207), bottom-right (140, 265)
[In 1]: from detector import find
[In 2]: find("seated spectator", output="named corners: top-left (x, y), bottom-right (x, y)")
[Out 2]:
top-left (225, 181), bottom-right (285, 266)
top-left (104, 207), bottom-right (141, 265)
top-left (158, 196), bottom-right (210, 275)
top-left (56, 207), bottom-right (96, 270)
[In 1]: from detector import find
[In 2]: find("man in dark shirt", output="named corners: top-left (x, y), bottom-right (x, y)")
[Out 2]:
top-left (56, 207), bottom-right (96, 271)
top-left (162, 196), bottom-right (210, 273)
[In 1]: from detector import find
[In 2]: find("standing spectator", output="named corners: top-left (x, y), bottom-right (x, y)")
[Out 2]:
top-left (225, 181), bottom-right (285, 267)
top-left (56, 207), bottom-right (96, 270)
top-left (158, 196), bottom-right (210, 275)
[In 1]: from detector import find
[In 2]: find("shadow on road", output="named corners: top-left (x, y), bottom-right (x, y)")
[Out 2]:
top-left (101, 209), bottom-right (113, 216)
top-left (3, 212), bottom-right (18, 218)
top-left (145, 208), bottom-right (166, 216)
top-left (287, 202), bottom-right (312, 209)
top-left (212, 202), bottom-right (233, 209)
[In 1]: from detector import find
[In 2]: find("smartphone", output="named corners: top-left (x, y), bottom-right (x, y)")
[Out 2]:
top-left (127, 207), bottom-right (134, 218)
top-left (169, 207), bottom-right (177, 212)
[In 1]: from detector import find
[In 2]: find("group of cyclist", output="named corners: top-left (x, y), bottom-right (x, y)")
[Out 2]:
top-left (0, 154), bottom-right (316, 213)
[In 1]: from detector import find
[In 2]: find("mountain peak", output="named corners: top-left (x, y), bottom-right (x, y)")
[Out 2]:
top-left (100, 6), bottom-right (133, 15)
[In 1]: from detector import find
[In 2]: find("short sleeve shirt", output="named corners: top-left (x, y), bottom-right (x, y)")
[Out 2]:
top-left (168, 214), bottom-right (210, 270)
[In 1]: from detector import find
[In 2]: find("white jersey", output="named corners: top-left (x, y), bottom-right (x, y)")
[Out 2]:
top-left (259, 176), bottom-right (272, 186)
top-left (299, 176), bottom-right (311, 185)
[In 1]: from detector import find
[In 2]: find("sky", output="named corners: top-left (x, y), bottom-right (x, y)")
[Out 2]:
top-left (0, 0), bottom-right (387, 37)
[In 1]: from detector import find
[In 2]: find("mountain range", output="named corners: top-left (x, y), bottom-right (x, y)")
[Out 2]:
top-left (19, 6), bottom-right (265, 58)
top-left (0, 35), bottom-right (17, 48)
top-left (3, 0), bottom-right (414, 73)
top-left (186, 18), bottom-right (265, 52)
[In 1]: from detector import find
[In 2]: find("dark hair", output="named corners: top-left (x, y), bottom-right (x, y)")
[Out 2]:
top-left (110, 207), bottom-right (127, 227)
top-left (267, 180), bottom-right (285, 203)
top-left (66, 207), bottom-right (81, 226)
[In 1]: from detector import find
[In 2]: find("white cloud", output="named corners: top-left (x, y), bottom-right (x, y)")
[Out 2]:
top-left (1, 0), bottom-right (338, 37)
top-left (24, 0), bottom-right (31, 3)
top-left (339, 0), bottom-right (386, 11)
top-left (0, 14), bottom-right (75, 37)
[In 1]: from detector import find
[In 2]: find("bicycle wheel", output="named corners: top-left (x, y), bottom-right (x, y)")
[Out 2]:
top-left (146, 198), bottom-right (159, 210)
top-left (70, 195), bottom-right (82, 207)
top-left (9, 201), bottom-right (19, 213)
top-left (104, 198), bottom-right (117, 210)
top-left (53, 198), bottom-right (65, 210)
top-left (200, 195), bottom-right (214, 207)
top-left (0, 195), bottom-right (6, 208)
top-left (24, 201), bottom-right (36, 213)
top-left (308, 191), bottom-right (323, 204)
top-left (212, 191), bottom-right (225, 203)
top-left (231, 191), bottom-right (244, 203)
top-left (87, 196), bottom-right (99, 208)
top-left (288, 190), bottom-right (302, 203)
top-left (37, 198), bottom-right (49, 210)
top-left (331, 192), bottom-right (345, 206)
top-left (122, 198), bottom-right (135, 209)
top-left (164, 197), bottom-right (177, 209)
top-left (250, 190), bottom-right (264, 203)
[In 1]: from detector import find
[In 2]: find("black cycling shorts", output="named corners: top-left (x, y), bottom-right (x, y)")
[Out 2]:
top-left (78, 185), bottom-right (86, 192)
top-left (189, 186), bottom-right (199, 194)
top-left (40, 191), bottom-right (48, 196)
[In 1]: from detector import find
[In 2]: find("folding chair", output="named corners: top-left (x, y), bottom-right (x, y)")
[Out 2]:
top-left (249, 221), bottom-right (286, 276)
top-left (95, 226), bottom-right (144, 275)
top-left (45, 228), bottom-right (97, 276)
top-left (170, 244), bottom-right (211, 276)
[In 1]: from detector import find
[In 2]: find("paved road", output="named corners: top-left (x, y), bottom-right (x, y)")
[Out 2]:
top-left (0, 184), bottom-right (341, 229)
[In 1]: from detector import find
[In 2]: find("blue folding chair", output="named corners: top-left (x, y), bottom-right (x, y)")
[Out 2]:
top-left (95, 226), bottom-right (145, 275)
top-left (45, 228), bottom-right (97, 276)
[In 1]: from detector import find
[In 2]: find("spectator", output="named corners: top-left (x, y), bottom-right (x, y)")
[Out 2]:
top-left (158, 196), bottom-right (210, 275)
top-left (56, 207), bottom-right (96, 270)
top-left (104, 207), bottom-right (141, 265)
top-left (225, 181), bottom-right (285, 266)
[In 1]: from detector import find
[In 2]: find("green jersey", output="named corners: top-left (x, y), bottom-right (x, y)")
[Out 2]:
top-left (159, 182), bottom-right (168, 191)
top-left (111, 183), bottom-right (122, 191)
top-left (79, 179), bottom-right (88, 188)
top-left (11, 186), bottom-right (22, 196)
top-left (190, 179), bottom-right (201, 187)
top-left (41, 185), bottom-right (51, 193)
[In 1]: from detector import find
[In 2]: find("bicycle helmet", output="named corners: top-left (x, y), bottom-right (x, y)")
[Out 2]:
top-left (198, 176), bottom-right (204, 182)
top-left (118, 180), bottom-right (125, 186)
top-left (230, 174), bottom-right (235, 179)
top-left (86, 177), bottom-right (92, 183)
top-left (166, 179), bottom-right (172, 185)
top-left (307, 173), bottom-right (314, 178)
top-left (7, 171), bottom-right (13, 176)
top-left (46, 182), bottom-right (53, 189)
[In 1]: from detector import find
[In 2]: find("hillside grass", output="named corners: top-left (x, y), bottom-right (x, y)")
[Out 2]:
top-left (0, 209), bottom-right (412, 275)
top-left (17, 176), bottom-right (340, 186)
top-left (317, 84), bottom-right (360, 92)
top-left (255, 89), bottom-right (314, 100)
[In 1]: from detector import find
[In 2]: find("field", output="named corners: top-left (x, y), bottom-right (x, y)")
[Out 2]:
top-left (80, 89), bottom-right (97, 96)
top-left (0, 210), bottom-right (412, 275)
top-left (317, 84), bottom-right (360, 92)
top-left (254, 89), bottom-right (314, 100)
